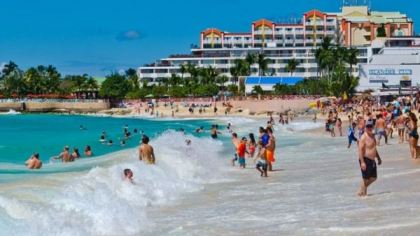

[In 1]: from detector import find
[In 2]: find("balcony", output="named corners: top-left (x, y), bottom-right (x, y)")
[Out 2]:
top-left (305, 20), bottom-right (324, 25)
top-left (203, 39), bottom-right (222, 44)
top-left (284, 39), bottom-right (294, 44)
top-left (254, 30), bottom-right (273, 35)
top-left (326, 21), bottom-right (336, 26)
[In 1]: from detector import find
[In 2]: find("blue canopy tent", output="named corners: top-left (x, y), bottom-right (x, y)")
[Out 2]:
top-left (245, 76), bottom-right (304, 93)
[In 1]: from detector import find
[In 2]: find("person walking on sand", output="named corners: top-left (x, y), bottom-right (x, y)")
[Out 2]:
top-left (25, 153), bottom-right (42, 169)
top-left (337, 118), bottom-right (343, 137)
top-left (348, 122), bottom-right (358, 148)
top-left (407, 112), bottom-right (419, 159)
top-left (139, 136), bottom-right (156, 164)
top-left (396, 114), bottom-right (405, 143)
top-left (358, 122), bottom-right (382, 197)
top-left (375, 114), bottom-right (387, 146)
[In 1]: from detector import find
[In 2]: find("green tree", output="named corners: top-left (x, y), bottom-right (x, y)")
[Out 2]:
top-left (377, 24), bottom-right (386, 37)
top-left (24, 67), bottom-right (43, 94)
top-left (2, 63), bottom-right (25, 96)
top-left (227, 84), bottom-right (239, 96)
top-left (252, 85), bottom-right (264, 95)
top-left (285, 58), bottom-right (300, 76)
top-left (256, 53), bottom-right (270, 76)
top-left (125, 68), bottom-right (139, 90)
top-left (99, 73), bottom-right (130, 99)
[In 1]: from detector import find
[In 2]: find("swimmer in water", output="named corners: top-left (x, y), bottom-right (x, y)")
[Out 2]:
top-left (25, 153), bottom-right (42, 169)
top-left (120, 140), bottom-right (126, 146)
top-left (84, 145), bottom-right (93, 157)
top-left (107, 140), bottom-right (113, 146)
top-left (80, 125), bottom-right (87, 130)
top-left (211, 125), bottom-right (221, 139)
top-left (99, 134), bottom-right (107, 143)
top-left (185, 139), bottom-right (192, 146)
top-left (195, 126), bottom-right (204, 133)
top-left (139, 136), bottom-right (156, 164)
top-left (54, 146), bottom-right (72, 162)
top-left (71, 148), bottom-right (81, 161)
top-left (124, 169), bottom-right (133, 183)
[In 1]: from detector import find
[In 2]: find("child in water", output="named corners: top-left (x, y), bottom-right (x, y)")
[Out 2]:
top-left (255, 141), bottom-right (268, 177)
top-left (124, 169), bottom-right (133, 183)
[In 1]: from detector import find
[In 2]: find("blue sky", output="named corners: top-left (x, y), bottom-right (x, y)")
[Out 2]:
top-left (0, 0), bottom-right (419, 77)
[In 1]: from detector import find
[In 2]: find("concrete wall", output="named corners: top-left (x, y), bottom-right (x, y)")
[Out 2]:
top-left (0, 101), bottom-right (110, 112)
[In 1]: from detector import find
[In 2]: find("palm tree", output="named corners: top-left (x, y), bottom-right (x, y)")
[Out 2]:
top-left (45, 65), bottom-right (61, 93)
top-left (315, 36), bottom-right (333, 77)
top-left (256, 53), bottom-right (270, 76)
top-left (347, 48), bottom-right (359, 74)
top-left (24, 67), bottom-right (42, 94)
top-left (252, 85), bottom-right (264, 95)
top-left (199, 66), bottom-right (219, 84)
top-left (285, 59), bottom-right (300, 76)
top-left (85, 77), bottom-right (99, 90)
top-left (125, 68), bottom-right (139, 90)
top-left (180, 64), bottom-right (187, 79)
top-left (245, 53), bottom-right (256, 74)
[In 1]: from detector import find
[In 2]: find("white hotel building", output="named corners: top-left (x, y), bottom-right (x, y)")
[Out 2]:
top-left (137, 6), bottom-right (414, 91)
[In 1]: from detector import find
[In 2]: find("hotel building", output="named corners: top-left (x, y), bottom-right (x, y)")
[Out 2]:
top-left (137, 6), bottom-right (414, 89)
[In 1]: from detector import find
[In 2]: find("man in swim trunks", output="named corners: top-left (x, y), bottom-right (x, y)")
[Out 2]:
top-left (375, 114), bottom-right (387, 145)
top-left (25, 153), bottom-right (42, 169)
top-left (255, 141), bottom-right (268, 177)
top-left (358, 122), bottom-right (382, 197)
top-left (231, 133), bottom-right (240, 166)
top-left (237, 137), bottom-right (248, 168)
top-left (139, 136), bottom-right (156, 164)
top-left (266, 127), bottom-right (276, 172)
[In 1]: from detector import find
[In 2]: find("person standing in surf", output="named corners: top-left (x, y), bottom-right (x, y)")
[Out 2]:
top-left (255, 141), bottom-right (268, 177)
top-left (358, 122), bottom-right (382, 197)
top-left (266, 127), bottom-right (276, 172)
top-left (248, 133), bottom-right (257, 158)
top-left (139, 136), bottom-right (156, 164)
top-left (237, 137), bottom-right (248, 168)
top-left (231, 133), bottom-right (240, 166)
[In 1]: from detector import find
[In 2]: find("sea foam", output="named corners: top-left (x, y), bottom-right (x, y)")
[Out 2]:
top-left (0, 131), bottom-right (228, 235)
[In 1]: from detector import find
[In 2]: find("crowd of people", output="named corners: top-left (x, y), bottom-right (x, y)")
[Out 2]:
top-left (321, 94), bottom-right (420, 196)
top-left (228, 121), bottom-right (277, 178)
top-left (25, 124), bottom-right (142, 170)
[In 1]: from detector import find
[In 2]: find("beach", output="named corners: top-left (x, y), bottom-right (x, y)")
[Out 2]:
top-left (1, 114), bottom-right (420, 235)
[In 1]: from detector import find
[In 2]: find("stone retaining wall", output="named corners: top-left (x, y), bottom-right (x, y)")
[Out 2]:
top-left (0, 101), bottom-right (110, 112)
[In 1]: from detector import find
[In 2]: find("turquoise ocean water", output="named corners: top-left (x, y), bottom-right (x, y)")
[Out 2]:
top-left (0, 114), bottom-right (214, 173)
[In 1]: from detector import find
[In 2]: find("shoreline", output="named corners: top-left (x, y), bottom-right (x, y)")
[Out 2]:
top-left (0, 97), bottom-right (317, 119)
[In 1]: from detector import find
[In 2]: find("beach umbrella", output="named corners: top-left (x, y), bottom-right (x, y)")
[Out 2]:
top-left (145, 94), bottom-right (154, 98)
